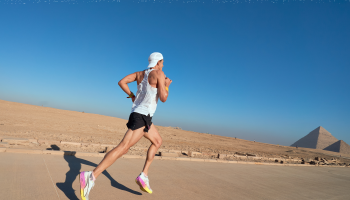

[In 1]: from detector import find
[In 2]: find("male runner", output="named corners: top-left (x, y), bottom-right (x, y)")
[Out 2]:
top-left (79, 52), bottom-right (172, 200)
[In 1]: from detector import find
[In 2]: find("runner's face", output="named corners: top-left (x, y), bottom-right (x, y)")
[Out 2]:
top-left (158, 60), bottom-right (164, 69)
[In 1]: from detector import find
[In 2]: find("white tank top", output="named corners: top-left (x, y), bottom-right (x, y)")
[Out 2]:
top-left (131, 68), bottom-right (158, 117)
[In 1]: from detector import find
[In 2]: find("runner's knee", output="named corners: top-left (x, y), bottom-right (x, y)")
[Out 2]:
top-left (154, 138), bottom-right (162, 149)
top-left (119, 141), bottom-right (131, 152)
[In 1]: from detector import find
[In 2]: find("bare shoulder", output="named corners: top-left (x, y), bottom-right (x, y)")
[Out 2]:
top-left (135, 70), bottom-right (145, 77)
top-left (150, 69), bottom-right (165, 78)
top-left (136, 70), bottom-right (145, 75)
top-left (134, 70), bottom-right (146, 84)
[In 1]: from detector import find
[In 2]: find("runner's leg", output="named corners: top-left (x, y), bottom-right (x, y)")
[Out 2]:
top-left (93, 127), bottom-right (145, 178)
top-left (142, 124), bottom-right (162, 176)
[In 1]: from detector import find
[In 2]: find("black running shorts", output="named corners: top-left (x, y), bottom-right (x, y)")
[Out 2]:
top-left (126, 112), bottom-right (153, 132)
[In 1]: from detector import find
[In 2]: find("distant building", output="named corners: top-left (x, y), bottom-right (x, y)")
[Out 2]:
top-left (291, 126), bottom-right (350, 154)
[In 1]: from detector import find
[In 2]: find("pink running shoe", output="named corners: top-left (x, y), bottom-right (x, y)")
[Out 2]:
top-left (135, 172), bottom-right (153, 194)
top-left (80, 171), bottom-right (95, 200)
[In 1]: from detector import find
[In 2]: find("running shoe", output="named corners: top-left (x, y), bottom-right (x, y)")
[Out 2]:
top-left (80, 171), bottom-right (95, 200)
top-left (135, 172), bottom-right (153, 194)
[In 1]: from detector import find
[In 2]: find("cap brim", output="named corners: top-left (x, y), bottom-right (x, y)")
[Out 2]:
top-left (147, 60), bottom-right (158, 68)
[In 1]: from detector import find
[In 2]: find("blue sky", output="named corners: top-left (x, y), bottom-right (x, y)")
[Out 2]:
top-left (0, 0), bottom-right (349, 146)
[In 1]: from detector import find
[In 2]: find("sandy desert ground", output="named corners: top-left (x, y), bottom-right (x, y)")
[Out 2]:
top-left (0, 99), bottom-right (349, 166)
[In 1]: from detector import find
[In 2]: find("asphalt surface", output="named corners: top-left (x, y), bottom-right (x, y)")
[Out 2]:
top-left (0, 152), bottom-right (349, 200)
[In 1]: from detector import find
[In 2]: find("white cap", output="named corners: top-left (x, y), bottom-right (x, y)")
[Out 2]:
top-left (147, 52), bottom-right (163, 68)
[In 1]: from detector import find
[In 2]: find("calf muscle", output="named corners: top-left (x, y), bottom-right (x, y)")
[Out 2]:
top-left (93, 128), bottom-right (145, 178)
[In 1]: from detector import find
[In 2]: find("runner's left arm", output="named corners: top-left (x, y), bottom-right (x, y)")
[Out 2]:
top-left (118, 72), bottom-right (137, 101)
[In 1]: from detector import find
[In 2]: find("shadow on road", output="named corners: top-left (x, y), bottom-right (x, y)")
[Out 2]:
top-left (56, 152), bottom-right (142, 200)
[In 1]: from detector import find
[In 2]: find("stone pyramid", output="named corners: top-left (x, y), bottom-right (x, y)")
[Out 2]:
top-left (291, 126), bottom-right (339, 150)
top-left (324, 140), bottom-right (350, 154)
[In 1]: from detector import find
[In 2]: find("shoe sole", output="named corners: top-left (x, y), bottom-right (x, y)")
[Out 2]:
top-left (80, 171), bottom-right (87, 200)
top-left (135, 177), bottom-right (152, 194)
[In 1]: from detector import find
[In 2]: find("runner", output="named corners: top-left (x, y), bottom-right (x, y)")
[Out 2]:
top-left (79, 52), bottom-right (172, 200)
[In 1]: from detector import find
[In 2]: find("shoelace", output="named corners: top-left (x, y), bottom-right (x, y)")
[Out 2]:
top-left (144, 178), bottom-right (151, 189)
top-left (84, 175), bottom-right (95, 197)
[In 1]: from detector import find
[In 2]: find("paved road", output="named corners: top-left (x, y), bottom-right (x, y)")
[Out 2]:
top-left (0, 152), bottom-right (349, 200)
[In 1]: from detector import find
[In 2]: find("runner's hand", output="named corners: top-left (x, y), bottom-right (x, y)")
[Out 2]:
top-left (165, 77), bottom-right (172, 87)
top-left (132, 96), bottom-right (135, 103)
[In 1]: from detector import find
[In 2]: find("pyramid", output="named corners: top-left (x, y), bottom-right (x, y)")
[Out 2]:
top-left (291, 126), bottom-right (339, 150)
top-left (324, 140), bottom-right (350, 154)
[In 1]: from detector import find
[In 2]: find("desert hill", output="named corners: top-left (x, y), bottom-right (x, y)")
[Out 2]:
top-left (0, 99), bottom-right (349, 165)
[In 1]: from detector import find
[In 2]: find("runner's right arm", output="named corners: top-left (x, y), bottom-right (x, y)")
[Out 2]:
top-left (157, 71), bottom-right (172, 102)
